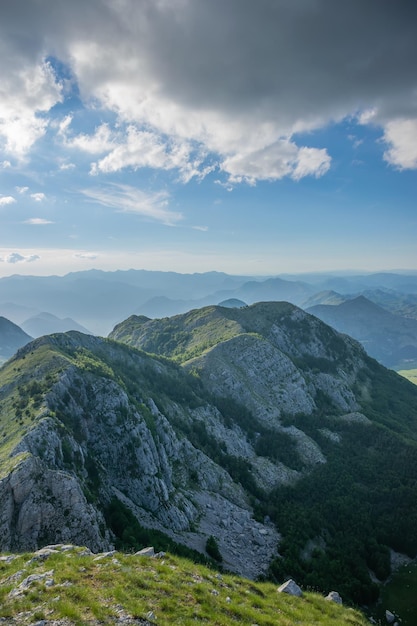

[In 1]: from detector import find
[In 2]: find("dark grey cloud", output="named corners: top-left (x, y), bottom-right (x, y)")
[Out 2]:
top-left (3, 0), bottom-right (416, 123)
top-left (1, 0), bottom-right (417, 175)
top-left (97, 0), bottom-right (417, 126)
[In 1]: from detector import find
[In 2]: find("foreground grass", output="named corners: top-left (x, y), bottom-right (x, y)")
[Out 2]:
top-left (0, 545), bottom-right (368, 625)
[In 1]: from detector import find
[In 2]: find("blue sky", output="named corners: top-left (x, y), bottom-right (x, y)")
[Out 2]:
top-left (0, 0), bottom-right (416, 277)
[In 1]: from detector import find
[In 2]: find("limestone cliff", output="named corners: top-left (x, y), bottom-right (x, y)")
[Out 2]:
top-left (1, 302), bottom-right (417, 604)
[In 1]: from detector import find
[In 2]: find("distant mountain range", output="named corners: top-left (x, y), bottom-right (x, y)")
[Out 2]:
top-left (21, 312), bottom-right (92, 338)
top-left (0, 316), bottom-right (32, 363)
top-left (307, 296), bottom-right (417, 369)
top-left (1, 268), bottom-right (416, 336)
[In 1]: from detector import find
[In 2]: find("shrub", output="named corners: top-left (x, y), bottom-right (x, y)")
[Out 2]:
top-left (206, 535), bottom-right (222, 562)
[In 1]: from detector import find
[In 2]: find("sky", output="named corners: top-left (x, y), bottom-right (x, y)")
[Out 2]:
top-left (0, 0), bottom-right (416, 278)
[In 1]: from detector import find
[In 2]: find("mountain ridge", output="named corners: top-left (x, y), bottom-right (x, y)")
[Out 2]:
top-left (2, 302), bottom-right (417, 605)
top-left (2, 268), bottom-right (417, 335)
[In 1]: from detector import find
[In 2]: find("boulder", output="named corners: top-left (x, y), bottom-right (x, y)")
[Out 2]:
top-left (385, 610), bottom-right (395, 624)
top-left (325, 591), bottom-right (342, 604)
top-left (277, 579), bottom-right (303, 597)
top-left (135, 547), bottom-right (155, 557)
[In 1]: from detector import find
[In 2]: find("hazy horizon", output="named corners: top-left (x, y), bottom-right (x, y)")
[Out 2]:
top-left (1, 1), bottom-right (416, 278)
top-left (1, 266), bottom-right (417, 282)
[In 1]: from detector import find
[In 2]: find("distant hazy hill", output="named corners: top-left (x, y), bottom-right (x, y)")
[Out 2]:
top-left (230, 277), bottom-right (314, 306)
top-left (135, 295), bottom-right (219, 319)
top-left (3, 302), bottom-right (417, 605)
top-left (0, 270), bottom-right (253, 334)
top-left (218, 298), bottom-right (247, 308)
top-left (358, 288), bottom-right (417, 321)
top-left (133, 277), bottom-right (313, 320)
top-left (307, 296), bottom-right (417, 369)
top-left (312, 272), bottom-right (417, 295)
top-left (302, 290), bottom-right (347, 308)
top-left (0, 316), bottom-right (32, 362)
top-left (21, 312), bottom-right (92, 338)
top-left (1, 269), bottom-right (417, 332)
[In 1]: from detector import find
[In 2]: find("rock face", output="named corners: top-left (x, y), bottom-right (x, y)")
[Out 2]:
top-left (0, 330), bottom-right (281, 578)
top-left (0, 453), bottom-right (108, 553)
top-left (1, 302), bottom-right (417, 597)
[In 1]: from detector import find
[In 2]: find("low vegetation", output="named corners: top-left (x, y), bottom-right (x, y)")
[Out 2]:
top-left (398, 368), bottom-right (417, 385)
top-left (0, 546), bottom-right (369, 625)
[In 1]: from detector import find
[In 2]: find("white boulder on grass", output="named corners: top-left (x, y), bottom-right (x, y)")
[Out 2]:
top-left (277, 579), bottom-right (303, 597)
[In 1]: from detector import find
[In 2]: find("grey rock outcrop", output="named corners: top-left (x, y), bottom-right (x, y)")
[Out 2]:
top-left (0, 333), bottom-right (279, 578)
top-left (0, 454), bottom-right (108, 553)
top-left (278, 579), bottom-right (303, 597)
top-left (325, 591), bottom-right (342, 604)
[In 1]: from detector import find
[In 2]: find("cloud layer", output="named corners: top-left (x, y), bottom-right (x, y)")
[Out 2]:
top-left (1, 0), bottom-right (417, 182)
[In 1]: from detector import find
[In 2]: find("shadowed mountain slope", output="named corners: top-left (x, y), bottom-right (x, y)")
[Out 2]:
top-left (0, 316), bottom-right (32, 363)
top-left (307, 295), bottom-right (417, 368)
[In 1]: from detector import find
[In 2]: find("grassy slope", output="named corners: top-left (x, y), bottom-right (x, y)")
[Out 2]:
top-left (110, 307), bottom-right (245, 363)
top-left (398, 369), bottom-right (417, 385)
top-left (0, 339), bottom-right (71, 478)
top-left (0, 546), bottom-right (368, 625)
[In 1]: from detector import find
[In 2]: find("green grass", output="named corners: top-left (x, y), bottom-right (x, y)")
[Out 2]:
top-left (0, 546), bottom-right (369, 625)
top-left (398, 368), bottom-right (417, 385)
top-left (109, 307), bottom-right (245, 363)
top-left (0, 341), bottom-right (69, 477)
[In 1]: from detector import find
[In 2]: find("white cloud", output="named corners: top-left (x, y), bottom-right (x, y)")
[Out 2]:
top-left (382, 119), bottom-right (417, 170)
top-left (0, 161), bottom-right (11, 168)
top-left (74, 252), bottom-right (98, 260)
top-left (30, 192), bottom-right (46, 202)
top-left (58, 114), bottom-right (73, 136)
top-left (0, 252), bottom-right (40, 263)
top-left (63, 122), bottom-right (208, 183)
top-left (59, 161), bottom-right (76, 171)
top-left (221, 141), bottom-right (330, 184)
top-left (64, 122), bottom-right (114, 154)
top-left (0, 60), bottom-right (62, 158)
top-left (291, 147), bottom-right (332, 181)
top-left (23, 218), bottom-right (54, 225)
top-left (16, 186), bottom-right (29, 194)
top-left (0, 196), bottom-right (16, 206)
top-left (82, 184), bottom-right (182, 225)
